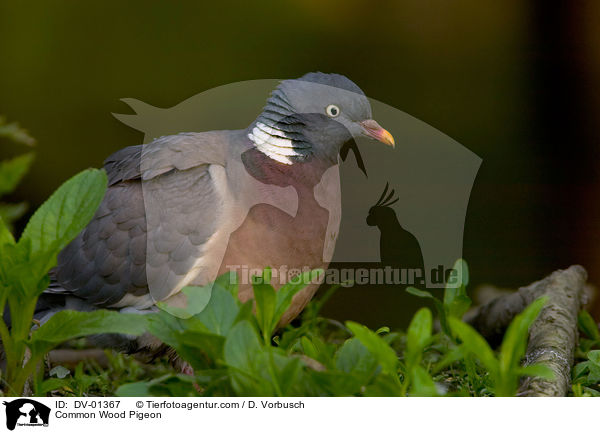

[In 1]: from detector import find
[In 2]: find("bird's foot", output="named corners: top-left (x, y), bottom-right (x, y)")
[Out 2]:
top-left (180, 362), bottom-right (194, 376)
top-left (180, 362), bottom-right (202, 393)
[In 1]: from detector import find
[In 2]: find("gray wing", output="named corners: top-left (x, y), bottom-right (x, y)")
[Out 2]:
top-left (49, 132), bottom-right (229, 308)
top-left (50, 179), bottom-right (148, 307)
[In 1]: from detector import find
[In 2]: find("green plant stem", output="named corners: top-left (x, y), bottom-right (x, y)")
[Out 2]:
top-left (0, 318), bottom-right (14, 369)
top-left (5, 296), bottom-right (37, 394)
top-left (463, 355), bottom-right (479, 395)
top-left (267, 349), bottom-right (283, 397)
top-left (399, 371), bottom-right (409, 396)
top-left (12, 355), bottom-right (41, 396)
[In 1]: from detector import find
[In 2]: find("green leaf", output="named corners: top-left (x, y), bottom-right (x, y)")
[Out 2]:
top-left (588, 350), bottom-right (600, 366)
top-left (432, 346), bottom-right (465, 374)
top-left (376, 326), bottom-right (390, 335)
top-left (363, 374), bottom-right (403, 396)
top-left (583, 386), bottom-right (600, 396)
top-left (406, 287), bottom-right (435, 299)
top-left (572, 361), bottom-right (590, 380)
top-left (157, 284), bottom-right (212, 319)
top-left (49, 365), bottom-right (71, 379)
top-left (451, 258), bottom-right (469, 287)
top-left (252, 274), bottom-right (277, 340)
top-left (36, 378), bottom-right (71, 396)
top-left (115, 380), bottom-right (153, 397)
top-left (0, 202), bottom-right (28, 227)
top-left (224, 320), bottom-right (265, 395)
top-left (272, 269), bottom-right (323, 328)
top-left (224, 320), bottom-right (262, 372)
top-left (578, 310), bottom-right (600, 341)
top-left (0, 117), bottom-right (35, 146)
top-left (406, 286), bottom-right (450, 336)
top-left (448, 317), bottom-right (498, 376)
top-left (499, 297), bottom-right (547, 376)
top-left (233, 298), bottom-right (254, 326)
top-left (28, 310), bottom-right (148, 357)
top-left (334, 337), bottom-right (379, 382)
top-left (346, 321), bottom-right (398, 377)
top-left (446, 295), bottom-right (472, 319)
top-left (305, 370), bottom-right (362, 396)
top-left (116, 374), bottom-right (198, 397)
top-left (172, 331), bottom-right (226, 369)
top-left (587, 360), bottom-right (600, 383)
top-left (213, 271), bottom-right (239, 298)
top-left (0, 153), bottom-right (34, 197)
top-left (443, 259), bottom-right (471, 319)
top-left (0, 215), bottom-right (15, 247)
top-left (252, 268), bottom-right (323, 340)
top-left (517, 364), bottom-right (555, 380)
top-left (146, 310), bottom-right (192, 347)
top-left (146, 282), bottom-right (239, 366)
top-left (149, 374), bottom-right (198, 397)
top-left (406, 308), bottom-right (432, 366)
top-left (579, 338), bottom-right (598, 353)
top-left (269, 351), bottom-right (303, 396)
top-left (19, 168), bottom-right (107, 259)
top-left (195, 285), bottom-right (239, 336)
top-left (409, 365), bottom-right (439, 396)
top-left (300, 336), bottom-right (319, 360)
top-left (262, 267), bottom-right (272, 284)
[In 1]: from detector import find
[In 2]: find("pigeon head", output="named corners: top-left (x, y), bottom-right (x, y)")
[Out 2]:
top-left (248, 72), bottom-right (394, 165)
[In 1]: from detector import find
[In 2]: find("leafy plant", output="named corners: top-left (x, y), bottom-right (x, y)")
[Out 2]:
top-left (400, 308), bottom-right (439, 395)
top-left (33, 350), bottom-right (172, 397)
top-left (448, 297), bottom-right (553, 396)
top-left (114, 259), bottom-right (553, 397)
top-left (572, 350), bottom-right (600, 391)
top-left (571, 310), bottom-right (600, 396)
top-left (406, 259), bottom-right (471, 337)
top-left (0, 169), bottom-right (149, 395)
top-left (0, 116), bottom-right (36, 232)
top-left (0, 116), bottom-right (36, 146)
top-left (122, 268), bottom-right (329, 397)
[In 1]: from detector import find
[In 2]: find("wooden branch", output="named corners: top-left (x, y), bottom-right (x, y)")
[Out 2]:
top-left (466, 265), bottom-right (588, 396)
top-left (48, 348), bottom-right (109, 368)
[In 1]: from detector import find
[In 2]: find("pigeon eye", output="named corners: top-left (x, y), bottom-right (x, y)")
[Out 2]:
top-left (325, 104), bottom-right (340, 117)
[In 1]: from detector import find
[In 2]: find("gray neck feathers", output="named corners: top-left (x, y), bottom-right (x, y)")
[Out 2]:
top-left (248, 87), bottom-right (312, 165)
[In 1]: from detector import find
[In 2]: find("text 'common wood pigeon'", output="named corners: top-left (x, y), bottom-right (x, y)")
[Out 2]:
top-left (41, 72), bottom-right (395, 352)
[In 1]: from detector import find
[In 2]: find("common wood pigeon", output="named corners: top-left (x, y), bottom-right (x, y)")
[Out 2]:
top-left (41, 72), bottom-right (395, 352)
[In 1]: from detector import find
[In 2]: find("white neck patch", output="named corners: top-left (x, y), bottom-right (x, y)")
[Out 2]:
top-left (248, 122), bottom-right (304, 165)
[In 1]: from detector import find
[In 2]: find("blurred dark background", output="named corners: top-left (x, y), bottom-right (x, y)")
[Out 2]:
top-left (1, 1), bottom-right (599, 322)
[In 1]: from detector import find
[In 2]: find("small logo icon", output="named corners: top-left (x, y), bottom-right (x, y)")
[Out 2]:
top-left (3, 399), bottom-right (50, 431)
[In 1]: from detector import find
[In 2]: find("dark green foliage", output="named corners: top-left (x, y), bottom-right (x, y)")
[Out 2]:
top-left (406, 259), bottom-right (471, 337)
top-left (0, 117), bottom-right (36, 232)
top-left (0, 116), bottom-right (35, 147)
top-left (572, 311), bottom-right (600, 396)
top-left (0, 168), bottom-right (148, 396)
top-left (449, 297), bottom-right (554, 396)
top-left (112, 260), bottom-right (555, 397)
top-left (34, 350), bottom-right (173, 397)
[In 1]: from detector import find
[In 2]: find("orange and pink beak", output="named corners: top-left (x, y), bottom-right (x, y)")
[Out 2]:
top-left (360, 119), bottom-right (395, 148)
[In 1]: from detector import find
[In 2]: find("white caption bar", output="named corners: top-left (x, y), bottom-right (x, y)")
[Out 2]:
top-left (0, 397), bottom-right (583, 433)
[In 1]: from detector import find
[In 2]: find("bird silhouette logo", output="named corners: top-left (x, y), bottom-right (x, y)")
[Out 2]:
top-left (366, 182), bottom-right (425, 285)
top-left (3, 399), bottom-right (50, 430)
